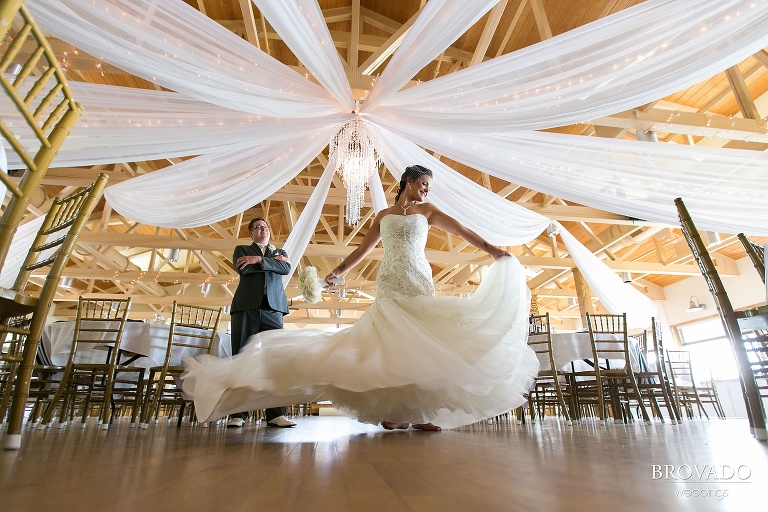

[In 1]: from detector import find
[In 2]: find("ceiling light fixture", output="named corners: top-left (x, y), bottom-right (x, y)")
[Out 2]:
top-left (546, 223), bottom-right (559, 237)
top-left (328, 117), bottom-right (382, 227)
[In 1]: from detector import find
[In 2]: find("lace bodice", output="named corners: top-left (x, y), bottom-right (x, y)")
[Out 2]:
top-left (377, 214), bottom-right (434, 300)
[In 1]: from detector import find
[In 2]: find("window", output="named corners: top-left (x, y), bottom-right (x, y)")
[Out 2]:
top-left (677, 319), bottom-right (738, 381)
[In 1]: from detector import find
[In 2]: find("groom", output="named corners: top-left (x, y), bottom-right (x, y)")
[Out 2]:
top-left (227, 217), bottom-right (296, 428)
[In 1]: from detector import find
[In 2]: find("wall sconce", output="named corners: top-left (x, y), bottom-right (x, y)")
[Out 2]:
top-left (686, 296), bottom-right (706, 312)
top-left (60, 277), bottom-right (73, 288)
top-left (200, 283), bottom-right (211, 296)
top-left (621, 271), bottom-right (632, 283)
top-left (704, 231), bottom-right (721, 246)
top-left (167, 248), bottom-right (180, 262)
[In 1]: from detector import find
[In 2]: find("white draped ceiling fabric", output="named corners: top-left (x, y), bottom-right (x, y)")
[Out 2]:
top-left (8, 0), bottom-right (768, 327)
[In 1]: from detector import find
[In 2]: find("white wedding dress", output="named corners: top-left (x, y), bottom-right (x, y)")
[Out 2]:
top-left (182, 213), bottom-right (539, 428)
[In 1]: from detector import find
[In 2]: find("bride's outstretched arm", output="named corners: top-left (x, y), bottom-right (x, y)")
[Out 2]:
top-left (427, 205), bottom-right (510, 260)
top-left (325, 212), bottom-right (385, 284)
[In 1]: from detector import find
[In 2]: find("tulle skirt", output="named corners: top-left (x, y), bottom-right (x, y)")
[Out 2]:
top-left (181, 256), bottom-right (539, 429)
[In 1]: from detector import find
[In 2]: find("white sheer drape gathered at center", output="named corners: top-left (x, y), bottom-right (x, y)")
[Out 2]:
top-left (4, 0), bottom-right (767, 327)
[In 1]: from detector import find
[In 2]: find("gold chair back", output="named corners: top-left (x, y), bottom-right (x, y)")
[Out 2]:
top-left (39, 297), bottom-right (132, 429)
top-left (586, 312), bottom-right (651, 424)
top-left (675, 198), bottom-right (764, 437)
top-left (744, 329), bottom-right (768, 400)
top-left (0, 315), bottom-right (31, 422)
top-left (0, 0), bottom-right (82, 270)
top-left (1, 175), bottom-right (108, 449)
top-left (665, 350), bottom-right (725, 419)
top-left (140, 302), bottom-right (222, 428)
top-left (737, 233), bottom-right (765, 284)
top-left (527, 313), bottom-right (571, 423)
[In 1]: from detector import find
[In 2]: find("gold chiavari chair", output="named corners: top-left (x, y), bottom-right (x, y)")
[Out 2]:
top-left (744, 329), bottom-right (768, 405)
top-left (634, 321), bottom-right (681, 423)
top-left (666, 350), bottom-right (725, 419)
top-left (526, 313), bottom-right (572, 424)
top-left (676, 198), bottom-right (764, 439)
top-left (586, 312), bottom-right (651, 424)
top-left (39, 297), bottom-right (137, 429)
top-left (0, 0), bottom-right (82, 271)
top-left (0, 175), bottom-right (108, 449)
top-left (737, 233), bottom-right (765, 284)
top-left (0, 315), bottom-right (30, 423)
top-left (140, 302), bottom-right (222, 429)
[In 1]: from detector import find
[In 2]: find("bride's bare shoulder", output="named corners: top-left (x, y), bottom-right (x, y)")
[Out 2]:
top-left (375, 206), bottom-right (400, 222)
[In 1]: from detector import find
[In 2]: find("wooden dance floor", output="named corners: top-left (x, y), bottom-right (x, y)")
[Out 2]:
top-left (2, 416), bottom-right (767, 511)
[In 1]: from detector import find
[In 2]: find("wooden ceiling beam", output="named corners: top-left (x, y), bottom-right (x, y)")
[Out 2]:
top-left (725, 65), bottom-right (762, 120)
top-left (589, 108), bottom-right (768, 142)
top-left (349, 0), bottom-right (361, 71)
top-left (359, 7), bottom-right (423, 75)
top-left (529, 0), bottom-right (553, 40)
top-left (237, 0), bottom-right (260, 47)
top-left (495, 0), bottom-right (528, 57)
top-left (45, 250), bottom-right (735, 283)
top-left (469, 0), bottom-right (508, 67)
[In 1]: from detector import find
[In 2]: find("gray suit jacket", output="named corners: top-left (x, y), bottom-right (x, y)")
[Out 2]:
top-left (231, 243), bottom-right (291, 314)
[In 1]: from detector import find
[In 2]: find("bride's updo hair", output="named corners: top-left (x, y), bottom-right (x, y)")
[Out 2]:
top-left (395, 164), bottom-right (433, 203)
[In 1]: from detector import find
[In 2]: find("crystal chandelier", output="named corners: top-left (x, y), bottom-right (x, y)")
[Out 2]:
top-left (329, 118), bottom-right (382, 226)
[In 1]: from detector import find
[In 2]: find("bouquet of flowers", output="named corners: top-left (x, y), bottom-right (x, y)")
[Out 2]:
top-left (297, 266), bottom-right (323, 304)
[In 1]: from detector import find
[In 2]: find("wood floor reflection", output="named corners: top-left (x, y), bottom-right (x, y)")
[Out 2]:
top-left (2, 416), bottom-right (767, 512)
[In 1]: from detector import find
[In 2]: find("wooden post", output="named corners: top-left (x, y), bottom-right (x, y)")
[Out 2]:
top-left (572, 267), bottom-right (595, 329)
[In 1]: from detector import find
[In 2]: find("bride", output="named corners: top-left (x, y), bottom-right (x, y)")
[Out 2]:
top-left (182, 165), bottom-right (539, 430)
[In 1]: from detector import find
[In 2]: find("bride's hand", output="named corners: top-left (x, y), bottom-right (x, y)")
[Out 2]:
top-left (491, 247), bottom-right (511, 260)
top-left (324, 272), bottom-right (338, 287)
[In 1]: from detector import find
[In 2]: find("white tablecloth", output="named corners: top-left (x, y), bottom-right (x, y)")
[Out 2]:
top-left (530, 332), bottom-right (639, 372)
top-left (41, 320), bottom-right (231, 368)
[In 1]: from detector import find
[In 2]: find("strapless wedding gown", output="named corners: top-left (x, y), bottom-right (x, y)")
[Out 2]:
top-left (182, 214), bottom-right (538, 428)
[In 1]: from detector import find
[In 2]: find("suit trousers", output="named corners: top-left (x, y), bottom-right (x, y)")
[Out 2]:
top-left (230, 307), bottom-right (286, 422)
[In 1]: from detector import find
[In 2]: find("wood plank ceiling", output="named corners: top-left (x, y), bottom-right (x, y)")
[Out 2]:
top-left (7, 0), bottom-right (768, 330)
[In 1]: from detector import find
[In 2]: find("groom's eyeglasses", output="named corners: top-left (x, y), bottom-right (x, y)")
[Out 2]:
top-left (251, 226), bottom-right (270, 232)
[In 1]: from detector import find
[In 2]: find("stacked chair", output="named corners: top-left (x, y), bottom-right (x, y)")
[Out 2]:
top-left (140, 302), bottom-right (222, 429)
top-left (526, 313), bottom-right (572, 424)
top-left (676, 198), bottom-right (765, 440)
